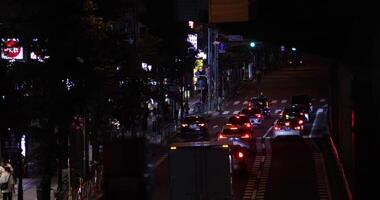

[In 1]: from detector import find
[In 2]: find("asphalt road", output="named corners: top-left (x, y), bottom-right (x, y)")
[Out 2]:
top-left (152, 57), bottom-right (333, 200)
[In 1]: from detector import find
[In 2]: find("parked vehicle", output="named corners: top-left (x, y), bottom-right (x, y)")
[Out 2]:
top-left (169, 140), bottom-right (250, 200)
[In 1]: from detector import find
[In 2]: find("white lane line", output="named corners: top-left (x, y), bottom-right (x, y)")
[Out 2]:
top-left (243, 101), bottom-right (249, 105)
top-left (222, 111), bottom-right (230, 115)
top-left (154, 154), bottom-right (168, 168)
top-left (280, 99), bottom-right (287, 103)
top-left (233, 110), bottom-right (240, 114)
top-left (263, 126), bottom-right (273, 138)
top-left (309, 108), bottom-right (325, 138)
top-left (275, 109), bottom-right (282, 114)
top-left (271, 100), bottom-right (278, 104)
top-left (212, 111), bottom-right (220, 117)
top-left (320, 98), bottom-right (326, 102)
top-left (233, 101), bottom-right (240, 105)
top-left (212, 125), bottom-right (219, 129)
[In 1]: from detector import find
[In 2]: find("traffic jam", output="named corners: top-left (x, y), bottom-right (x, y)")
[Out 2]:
top-left (167, 91), bottom-right (325, 199)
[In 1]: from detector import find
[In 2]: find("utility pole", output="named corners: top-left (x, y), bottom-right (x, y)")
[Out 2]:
top-left (207, 26), bottom-right (213, 112)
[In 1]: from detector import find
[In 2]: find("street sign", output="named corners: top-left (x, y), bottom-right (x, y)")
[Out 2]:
top-left (228, 35), bottom-right (244, 42)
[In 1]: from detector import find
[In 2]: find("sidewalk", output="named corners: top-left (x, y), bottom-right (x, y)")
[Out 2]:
top-left (8, 177), bottom-right (57, 200)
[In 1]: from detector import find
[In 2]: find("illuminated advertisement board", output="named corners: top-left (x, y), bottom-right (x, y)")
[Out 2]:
top-left (1, 38), bottom-right (24, 60)
top-left (187, 34), bottom-right (197, 50)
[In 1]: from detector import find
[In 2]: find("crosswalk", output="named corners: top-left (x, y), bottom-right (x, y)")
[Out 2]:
top-left (193, 97), bottom-right (328, 116)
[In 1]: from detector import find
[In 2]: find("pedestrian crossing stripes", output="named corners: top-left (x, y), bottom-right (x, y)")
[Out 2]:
top-left (222, 111), bottom-right (230, 115)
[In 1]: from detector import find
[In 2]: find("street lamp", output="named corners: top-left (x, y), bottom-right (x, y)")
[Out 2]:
top-left (249, 42), bottom-right (256, 48)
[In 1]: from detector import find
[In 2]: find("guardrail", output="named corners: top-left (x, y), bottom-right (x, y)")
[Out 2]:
top-left (57, 166), bottom-right (103, 200)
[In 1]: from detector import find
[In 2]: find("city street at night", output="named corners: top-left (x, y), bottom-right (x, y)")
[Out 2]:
top-left (1, 0), bottom-right (379, 200)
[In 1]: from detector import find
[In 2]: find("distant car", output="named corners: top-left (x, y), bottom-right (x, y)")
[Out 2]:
top-left (291, 94), bottom-right (313, 114)
top-left (249, 96), bottom-right (271, 118)
top-left (240, 107), bottom-right (264, 127)
top-left (226, 114), bottom-right (253, 131)
top-left (288, 52), bottom-right (304, 66)
top-left (281, 104), bottom-right (309, 123)
top-left (217, 124), bottom-right (254, 141)
top-left (273, 116), bottom-right (303, 138)
top-left (180, 115), bottom-right (208, 140)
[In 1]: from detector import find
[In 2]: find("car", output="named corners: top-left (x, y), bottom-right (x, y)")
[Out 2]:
top-left (249, 96), bottom-right (271, 118)
top-left (240, 107), bottom-right (264, 127)
top-left (217, 124), bottom-right (254, 141)
top-left (226, 114), bottom-right (253, 131)
top-left (229, 139), bottom-right (251, 172)
top-left (281, 104), bottom-right (309, 123)
top-left (180, 115), bottom-right (208, 140)
top-left (272, 116), bottom-right (303, 138)
top-left (291, 94), bottom-right (313, 114)
top-left (287, 52), bottom-right (304, 66)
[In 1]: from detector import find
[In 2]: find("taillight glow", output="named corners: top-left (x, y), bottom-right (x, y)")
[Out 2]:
top-left (295, 126), bottom-right (301, 130)
top-left (238, 152), bottom-right (244, 158)
top-left (298, 120), bottom-right (303, 125)
top-left (244, 123), bottom-right (251, 128)
top-left (241, 133), bottom-right (251, 139)
top-left (230, 127), bottom-right (238, 130)
top-left (274, 126), bottom-right (280, 131)
top-left (181, 123), bottom-right (188, 127)
top-left (198, 123), bottom-right (205, 127)
top-left (218, 134), bottom-right (227, 139)
top-left (285, 122), bottom-right (290, 126)
top-left (255, 114), bottom-right (262, 118)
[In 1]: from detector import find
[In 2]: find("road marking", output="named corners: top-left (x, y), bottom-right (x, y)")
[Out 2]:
top-left (212, 111), bottom-right (220, 117)
top-left (280, 99), bottom-right (287, 103)
top-left (233, 110), bottom-right (240, 114)
top-left (320, 98), bottom-right (326, 102)
top-left (275, 109), bottom-right (282, 114)
top-left (154, 154), bottom-right (168, 168)
top-left (271, 100), bottom-right (278, 104)
top-left (233, 101), bottom-right (240, 105)
top-left (243, 101), bottom-right (249, 105)
top-left (309, 107), bottom-right (325, 138)
top-left (212, 125), bottom-right (219, 129)
top-left (189, 108), bottom-right (194, 112)
top-left (222, 111), bottom-right (230, 115)
top-left (263, 126), bottom-right (273, 138)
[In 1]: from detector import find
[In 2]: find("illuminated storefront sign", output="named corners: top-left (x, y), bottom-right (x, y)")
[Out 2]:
top-left (187, 34), bottom-right (197, 50)
top-left (1, 38), bottom-right (24, 60)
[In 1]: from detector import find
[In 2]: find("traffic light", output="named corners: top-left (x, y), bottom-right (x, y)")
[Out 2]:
top-left (249, 42), bottom-right (256, 48)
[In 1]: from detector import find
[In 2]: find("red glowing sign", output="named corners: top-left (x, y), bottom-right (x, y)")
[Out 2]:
top-left (1, 38), bottom-right (24, 60)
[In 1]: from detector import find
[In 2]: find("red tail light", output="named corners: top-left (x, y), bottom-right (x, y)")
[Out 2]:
top-left (298, 120), bottom-right (303, 125)
top-left (198, 123), bottom-right (205, 127)
top-left (285, 122), bottom-right (290, 126)
top-left (238, 151), bottom-right (244, 158)
top-left (241, 133), bottom-right (251, 139)
top-left (181, 123), bottom-right (188, 127)
top-left (244, 123), bottom-right (251, 128)
top-left (295, 126), bottom-right (301, 130)
top-left (255, 114), bottom-right (262, 118)
top-left (274, 126), bottom-right (280, 131)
